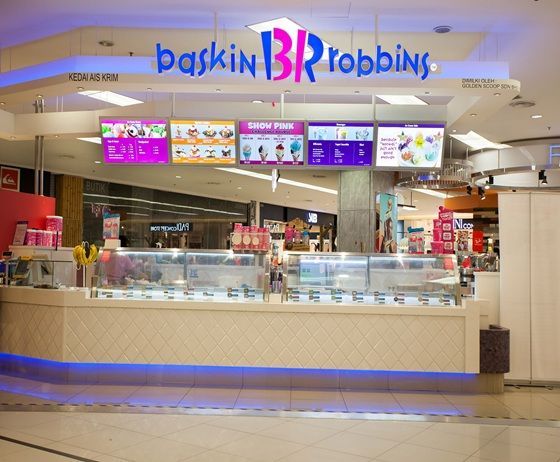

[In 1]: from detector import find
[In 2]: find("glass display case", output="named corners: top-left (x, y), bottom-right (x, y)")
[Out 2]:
top-left (283, 252), bottom-right (460, 306)
top-left (6, 258), bottom-right (77, 288)
top-left (93, 249), bottom-right (269, 302)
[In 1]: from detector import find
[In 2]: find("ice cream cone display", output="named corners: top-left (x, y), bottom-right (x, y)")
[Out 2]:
top-left (171, 120), bottom-right (236, 164)
top-left (275, 143), bottom-right (284, 161)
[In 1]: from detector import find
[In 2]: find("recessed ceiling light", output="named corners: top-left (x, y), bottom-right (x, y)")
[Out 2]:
top-left (175, 175), bottom-right (182, 179)
top-left (0, 102), bottom-right (5, 106)
top-left (77, 86), bottom-right (84, 91)
top-left (284, 90), bottom-right (291, 94)
top-left (215, 88), bottom-right (222, 92)
top-left (36, 94), bottom-right (43, 99)
top-left (470, 113), bottom-right (477, 117)
top-left (450, 131), bottom-right (511, 150)
top-left (531, 114), bottom-right (543, 119)
top-left (354, 90), bottom-right (360, 94)
top-left (98, 40), bottom-right (114, 47)
top-left (251, 99), bottom-right (264, 104)
top-left (78, 90), bottom-right (143, 107)
top-left (54, 135), bottom-right (59, 138)
top-left (424, 91), bottom-right (431, 95)
top-left (237, 186), bottom-right (242, 190)
top-left (9, 136), bottom-right (15, 140)
top-left (146, 87), bottom-right (152, 91)
top-left (433, 25), bottom-right (452, 34)
top-left (494, 92), bottom-right (501, 96)
top-left (94, 160), bottom-right (102, 164)
top-left (377, 95), bottom-right (428, 105)
top-left (452, 129), bottom-right (457, 133)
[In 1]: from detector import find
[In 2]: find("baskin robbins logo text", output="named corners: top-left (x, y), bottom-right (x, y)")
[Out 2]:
top-left (156, 28), bottom-right (431, 82)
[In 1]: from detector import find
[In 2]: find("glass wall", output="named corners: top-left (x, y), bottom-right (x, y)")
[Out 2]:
top-left (83, 179), bottom-right (248, 249)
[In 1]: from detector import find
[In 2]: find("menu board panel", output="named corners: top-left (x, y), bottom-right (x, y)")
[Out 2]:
top-left (376, 123), bottom-right (445, 169)
top-left (170, 120), bottom-right (236, 164)
top-left (307, 122), bottom-right (374, 167)
top-left (100, 119), bottom-right (169, 164)
top-left (238, 120), bottom-right (304, 166)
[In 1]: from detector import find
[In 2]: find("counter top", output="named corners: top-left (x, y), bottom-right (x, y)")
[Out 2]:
top-left (0, 286), bottom-right (468, 316)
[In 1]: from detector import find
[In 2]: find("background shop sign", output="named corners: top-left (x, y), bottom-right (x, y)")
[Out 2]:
top-left (0, 166), bottom-right (20, 191)
top-left (150, 222), bottom-right (193, 233)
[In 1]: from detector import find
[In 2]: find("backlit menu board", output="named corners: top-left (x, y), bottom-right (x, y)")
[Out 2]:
top-left (238, 120), bottom-right (304, 166)
top-left (100, 119), bottom-right (169, 164)
top-left (307, 122), bottom-right (374, 167)
top-left (376, 122), bottom-right (445, 169)
top-left (170, 120), bottom-right (236, 164)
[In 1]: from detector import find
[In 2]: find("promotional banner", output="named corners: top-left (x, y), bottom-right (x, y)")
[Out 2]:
top-left (170, 120), bottom-right (236, 164)
top-left (100, 119), bottom-right (169, 164)
top-left (376, 123), bottom-right (445, 169)
top-left (238, 120), bottom-right (304, 165)
top-left (102, 214), bottom-right (120, 240)
top-left (408, 227), bottom-right (425, 254)
top-left (438, 206), bottom-right (455, 254)
top-left (307, 122), bottom-right (374, 167)
top-left (473, 230), bottom-right (484, 253)
top-left (1, 166), bottom-right (20, 191)
top-left (456, 229), bottom-right (470, 252)
top-left (376, 193), bottom-right (398, 253)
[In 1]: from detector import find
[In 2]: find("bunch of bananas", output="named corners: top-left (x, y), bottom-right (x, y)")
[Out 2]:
top-left (73, 241), bottom-right (98, 268)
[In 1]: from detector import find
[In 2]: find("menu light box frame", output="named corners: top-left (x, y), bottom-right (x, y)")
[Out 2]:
top-left (374, 121), bottom-right (446, 172)
top-left (306, 120), bottom-right (375, 169)
top-left (169, 118), bottom-right (238, 166)
top-left (99, 117), bottom-right (171, 165)
top-left (237, 119), bottom-right (307, 169)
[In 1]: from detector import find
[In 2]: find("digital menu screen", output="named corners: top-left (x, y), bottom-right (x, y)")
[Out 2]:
top-left (238, 120), bottom-right (304, 166)
top-left (307, 122), bottom-right (374, 167)
top-left (100, 119), bottom-right (169, 164)
top-left (170, 120), bottom-right (236, 164)
top-left (376, 122), bottom-right (445, 169)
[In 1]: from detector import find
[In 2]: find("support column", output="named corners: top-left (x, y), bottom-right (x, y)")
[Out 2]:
top-left (55, 175), bottom-right (84, 247)
top-left (337, 171), bottom-right (394, 252)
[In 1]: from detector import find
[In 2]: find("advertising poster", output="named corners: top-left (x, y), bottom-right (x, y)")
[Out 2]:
top-left (408, 227), bottom-right (425, 254)
top-left (473, 230), bottom-right (484, 253)
top-left (12, 221), bottom-right (28, 246)
top-left (438, 206), bottom-right (455, 254)
top-left (376, 193), bottom-right (398, 253)
top-left (102, 214), bottom-right (120, 240)
top-left (100, 119), bottom-right (169, 164)
top-left (376, 123), bottom-right (445, 169)
top-left (1, 166), bottom-right (20, 191)
top-left (238, 120), bottom-right (304, 165)
top-left (170, 120), bottom-right (236, 164)
top-left (307, 122), bottom-right (374, 166)
top-left (456, 230), bottom-right (470, 252)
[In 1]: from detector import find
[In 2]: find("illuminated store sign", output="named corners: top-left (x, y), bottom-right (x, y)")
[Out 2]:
top-left (454, 219), bottom-right (474, 230)
top-left (156, 29), bottom-right (431, 82)
top-left (306, 212), bottom-right (318, 224)
top-left (150, 222), bottom-right (193, 233)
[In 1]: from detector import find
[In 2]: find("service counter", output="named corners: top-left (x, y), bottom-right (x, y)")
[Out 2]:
top-left (0, 286), bottom-right (491, 391)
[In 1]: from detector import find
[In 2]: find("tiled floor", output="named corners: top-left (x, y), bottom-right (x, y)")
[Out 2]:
top-left (2, 375), bottom-right (560, 461)
top-left (2, 374), bottom-right (560, 419)
top-left (1, 410), bottom-right (560, 461)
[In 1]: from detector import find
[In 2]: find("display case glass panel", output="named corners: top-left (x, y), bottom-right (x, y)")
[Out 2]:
top-left (94, 249), bottom-right (268, 302)
top-left (7, 259), bottom-right (76, 288)
top-left (283, 252), bottom-right (460, 306)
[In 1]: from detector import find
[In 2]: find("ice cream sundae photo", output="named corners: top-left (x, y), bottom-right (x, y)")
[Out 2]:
top-left (242, 144), bottom-right (252, 161)
top-left (221, 148), bottom-right (232, 158)
top-left (204, 148), bottom-right (216, 158)
top-left (355, 129), bottom-right (370, 140)
top-left (275, 143), bottom-right (285, 161)
top-left (175, 126), bottom-right (182, 139)
top-left (219, 127), bottom-right (234, 138)
top-left (189, 145), bottom-right (201, 157)
top-left (258, 145), bottom-right (269, 161)
top-left (290, 140), bottom-right (302, 161)
top-left (174, 147), bottom-right (187, 160)
top-left (397, 130), bottom-right (443, 167)
top-left (202, 126), bottom-right (217, 138)
top-left (187, 125), bottom-right (199, 137)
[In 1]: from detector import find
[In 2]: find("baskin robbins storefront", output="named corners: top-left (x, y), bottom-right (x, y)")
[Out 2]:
top-left (0, 17), bottom-right (519, 392)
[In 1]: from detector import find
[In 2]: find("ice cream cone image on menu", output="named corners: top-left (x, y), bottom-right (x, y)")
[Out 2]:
top-left (275, 143), bottom-right (285, 161)
top-left (290, 140), bottom-right (302, 161)
top-left (258, 145), bottom-right (268, 161)
top-left (242, 144), bottom-right (251, 161)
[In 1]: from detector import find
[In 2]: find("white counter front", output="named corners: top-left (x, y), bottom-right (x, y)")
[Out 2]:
top-left (0, 287), bottom-right (481, 374)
